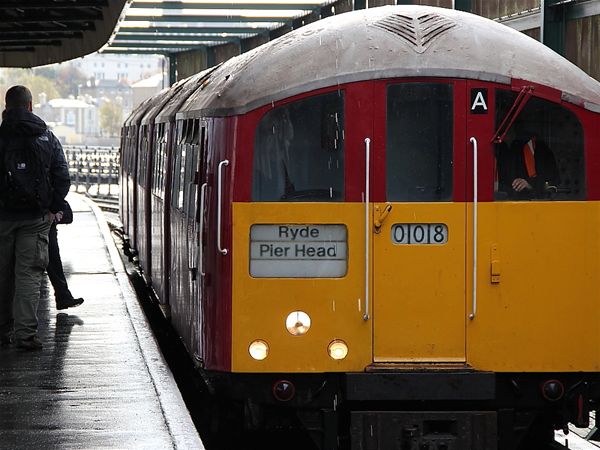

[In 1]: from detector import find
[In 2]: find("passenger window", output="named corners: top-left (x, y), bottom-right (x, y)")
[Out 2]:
top-left (253, 91), bottom-right (344, 202)
top-left (171, 120), bottom-right (186, 209)
top-left (153, 123), bottom-right (167, 199)
top-left (138, 125), bottom-right (149, 185)
top-left (494, 90), bottom-right (585, 201)
top-left (386, 83), bottom-right (453, 202)
top-left (196, 125), bottom-right (207, 223)
top-left (183, 121), bottom-right (200, 217)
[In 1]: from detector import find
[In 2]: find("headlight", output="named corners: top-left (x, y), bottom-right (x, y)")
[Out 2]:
top-left (249, 340), bottom-right (269, 360)
top-left (328, 339), bottom-right (348, 360)
top-left (286, 311), bottom-right (311, 336)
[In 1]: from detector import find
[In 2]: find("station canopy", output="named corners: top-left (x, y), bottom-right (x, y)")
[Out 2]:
top-left (0, 0), bottom-right (333, 67)
top-left (103, 0), bottom-right (335, 55)
top-left (0, 0), bottom-right (127, 68)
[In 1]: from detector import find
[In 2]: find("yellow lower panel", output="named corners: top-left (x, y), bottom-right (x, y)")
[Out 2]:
top-left (232, 202), bottom-right (372, 373)
top-left (468, 201), bottom-right (600, 372)
top-left (232, 201), bottom-right (600, 373)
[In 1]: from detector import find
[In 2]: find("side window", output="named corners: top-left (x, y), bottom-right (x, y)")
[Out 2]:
top-left (152, 123), bottom-right (166, 199)
top-left (171, 120), bottom-right (186, 208)
top-left (127, 127), bottom-right (136, 174)
top-left (158, 124), bottom-right (168, 200)
top-left (253, 91), bottom-right (345, 202)
top-left (494, 90), bottom-right (585, 201)
top-left (138, 125), bottom-right (149, 186)
top-left (183, 120), bottom-right (199, 217)
top-left (196, 125), bottom-right (207, 223)
top-left (386, 83), bottom-right (453, 202)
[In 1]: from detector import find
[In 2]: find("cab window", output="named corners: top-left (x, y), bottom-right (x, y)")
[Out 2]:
top-left (252, 91), bottom-right (345, 202)
top-left (386, 83), bottom-right (454, 202)
top-left (494, 90), bottom-right (585, 201)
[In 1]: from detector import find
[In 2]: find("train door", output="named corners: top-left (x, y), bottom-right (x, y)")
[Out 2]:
top-left (371, 80), bottom-right (468, 363)
top-left (188, 120), bottom-right (207, 362)
top-left (467, 83), bottom-right (594, 371)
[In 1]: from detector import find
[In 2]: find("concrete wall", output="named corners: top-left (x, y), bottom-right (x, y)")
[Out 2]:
top-left (472, 0), bottom-right (540, 18)
top-left (566, 15), bottom-right (600, 81)
top-left (175, 48), bottom-right (207, 81)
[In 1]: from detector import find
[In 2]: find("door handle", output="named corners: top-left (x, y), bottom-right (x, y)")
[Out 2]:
top-left (363, 138), bottom-right (370, 321)
top-left (374, 203), bottom-right (392, 234)
top-left (469, 137), bottom-right (478, 320)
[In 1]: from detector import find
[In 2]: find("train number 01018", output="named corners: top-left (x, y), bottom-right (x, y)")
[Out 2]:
top-left (391, 223), bottom-right (448, 245)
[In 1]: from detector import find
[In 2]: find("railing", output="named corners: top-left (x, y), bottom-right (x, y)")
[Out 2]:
top-left (63, 145), bottom-right (120, 200)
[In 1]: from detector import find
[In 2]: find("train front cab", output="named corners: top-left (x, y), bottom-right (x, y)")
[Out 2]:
top-left (219, 77), bottom-right (600, 449)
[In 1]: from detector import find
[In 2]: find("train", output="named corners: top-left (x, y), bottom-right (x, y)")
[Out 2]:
top-left (119, 5), bottom-right (600, 449)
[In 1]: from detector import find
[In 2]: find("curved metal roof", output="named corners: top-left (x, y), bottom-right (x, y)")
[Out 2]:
top-left (177, 5), bottom-right (600, 118)
top-left (0, 0), bottom-right (127, 68)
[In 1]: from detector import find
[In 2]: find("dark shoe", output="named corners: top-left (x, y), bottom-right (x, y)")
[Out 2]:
top-left (56, 297), bottom-right (84, 310)
top-left (0, 331), bottom-right (14, 346)
top-left (16, 336), bottom-right (43, 351)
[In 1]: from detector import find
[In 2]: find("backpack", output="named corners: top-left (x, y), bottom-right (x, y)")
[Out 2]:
top-left (0, 132), bottom-right (53, 212)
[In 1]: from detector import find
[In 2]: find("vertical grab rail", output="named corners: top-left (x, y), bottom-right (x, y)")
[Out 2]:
top-left (363, 138), bottom-right (371, 321)
top-left (199, 182), bottom-right (208, 275)
top-left (469, 137), bottom-right (478, 320)
top-left (217, 160), bottom-right (229, 255)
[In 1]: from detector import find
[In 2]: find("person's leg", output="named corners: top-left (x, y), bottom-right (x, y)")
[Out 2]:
top-left (13, 216), bottom-right (51, 345)
top-left (47, 222), bottom-right (73, 302)
top-left (0, 220), bottom-right (16, 343)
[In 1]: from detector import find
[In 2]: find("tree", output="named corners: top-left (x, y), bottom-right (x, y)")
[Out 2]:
top-left (0, 68), bottom-right (60, 103)
top-left (0, 64), bottom-right (85, 101)
top-left (56, 65), bottom-right (87, 97)
top-left (98, 101), bottom-right (123, 137)
top-left (20, 74), bottom-right (60, 102)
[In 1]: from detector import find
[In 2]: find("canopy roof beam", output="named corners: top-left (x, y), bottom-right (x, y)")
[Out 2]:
top-left (129, 1), bottom-right (321, 10)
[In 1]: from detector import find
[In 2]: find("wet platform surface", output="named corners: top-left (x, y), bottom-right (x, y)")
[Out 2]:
top-left (0, 194), bottom-right (203, 449)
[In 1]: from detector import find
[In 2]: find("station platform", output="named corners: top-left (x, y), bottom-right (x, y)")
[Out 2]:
top-left (0, 193), bottom-right (204, 450)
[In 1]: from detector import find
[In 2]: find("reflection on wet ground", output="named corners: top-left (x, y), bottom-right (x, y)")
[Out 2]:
top-left (0, 194), bottom-right (199, 449)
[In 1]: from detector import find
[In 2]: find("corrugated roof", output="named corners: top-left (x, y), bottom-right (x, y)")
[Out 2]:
top-left (0, 0), bottom-right (127, 68)
top-left (103, 0), bottom-right (334, 55)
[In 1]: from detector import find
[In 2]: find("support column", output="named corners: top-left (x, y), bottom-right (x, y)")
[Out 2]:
top-left (168, 55), bottom-right (176, 86)
top-left (542, 0), bottom-right (569, 55)
top-left (454, 0), bottom-right (471, 12)
top-left (354, 0), bottom-right (366, 10)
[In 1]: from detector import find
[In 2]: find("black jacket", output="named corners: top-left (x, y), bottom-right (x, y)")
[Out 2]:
top-left (496, 138), bottom-right (560, 200)
top-left (0, 107), bottom-right (71, 219)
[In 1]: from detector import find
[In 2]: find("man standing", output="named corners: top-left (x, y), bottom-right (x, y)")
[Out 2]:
top-left (0, 85), bottom-right (71, 351)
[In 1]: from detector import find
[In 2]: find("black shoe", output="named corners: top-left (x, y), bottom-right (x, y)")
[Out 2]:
top-left (0, 331), bottom-right (14, 346)
top-left (56, 297), bottom-right (84, 310)
top-left (15, 336), bottom-right (43, 351)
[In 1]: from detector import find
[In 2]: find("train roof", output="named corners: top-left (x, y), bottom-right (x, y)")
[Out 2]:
top-left (140, 77), bottom-right (191, 126)
top-left (177, 5), bottom-right (600, 119)
top-left (155, 66), bottom-right (218, 124)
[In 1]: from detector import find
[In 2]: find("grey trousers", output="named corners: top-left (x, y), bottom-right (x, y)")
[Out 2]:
top-left (0, 216), bottom-right (52, 340)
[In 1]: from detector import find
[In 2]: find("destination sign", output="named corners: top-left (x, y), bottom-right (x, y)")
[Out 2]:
top-left (250, 224), bottom-right (347, 278)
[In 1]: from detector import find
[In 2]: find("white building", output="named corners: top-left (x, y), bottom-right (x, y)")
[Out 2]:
top-left (72, 53), bottom-right (165, 84)
top-left (131, 73), bottom-right (165, 109)
top-left (36, 95), bottom-right (99, 142)
top-left (47, 98), bottom-right (98, 136)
